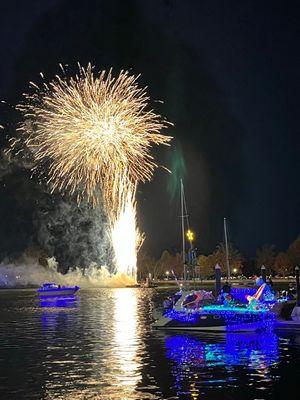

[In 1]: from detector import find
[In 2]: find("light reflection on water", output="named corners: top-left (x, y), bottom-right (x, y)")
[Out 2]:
top-left (163, 332), bottom-right (279, 398)
top-left (113, 289), bottom-right (140, 387)
top-left (0, 288), bottom-right (299, 399)
top-left (37, 289), bottom-right (156, 400)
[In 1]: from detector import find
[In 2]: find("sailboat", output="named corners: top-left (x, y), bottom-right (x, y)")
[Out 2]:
top-left (152, 182), bottom-right (276, 332)
top-left (179, 179), bottom-right (194, 285)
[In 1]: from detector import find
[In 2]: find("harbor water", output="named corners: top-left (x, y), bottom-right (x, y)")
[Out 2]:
top-left (0, 288), bottom-right (299, 399)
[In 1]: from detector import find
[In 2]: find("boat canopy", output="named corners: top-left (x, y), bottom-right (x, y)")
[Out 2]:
top-left (41, 282), bottom-right (58, 288)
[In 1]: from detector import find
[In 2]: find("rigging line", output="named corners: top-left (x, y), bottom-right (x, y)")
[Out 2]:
top-left (182, 183), bottom-right (190, 230)
top-left (223, 218), bottom-right (231, 246)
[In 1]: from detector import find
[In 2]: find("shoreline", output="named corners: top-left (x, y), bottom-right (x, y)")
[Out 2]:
top-left (0, 278), bottom-right (295, 290)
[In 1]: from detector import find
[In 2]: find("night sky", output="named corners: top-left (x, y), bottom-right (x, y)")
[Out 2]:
top-left (0, 0), bottom-right (299, 263)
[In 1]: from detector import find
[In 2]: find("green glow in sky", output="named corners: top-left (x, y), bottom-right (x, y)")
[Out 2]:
top-left (167, 144), bottom-right (186, 201)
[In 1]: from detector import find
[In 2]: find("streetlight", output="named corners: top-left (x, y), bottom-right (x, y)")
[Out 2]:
top-left (165, 270), bottom-right (170, 280)
top-left (233, 268), bottom-right (238, 274)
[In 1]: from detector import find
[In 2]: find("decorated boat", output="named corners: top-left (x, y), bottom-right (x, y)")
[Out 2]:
top-left (152, 284), bottom-right (277, 332)
top-left (152, 182), bottom-right (279, 332)
top-left (37, 282), bottom-right (80, 297)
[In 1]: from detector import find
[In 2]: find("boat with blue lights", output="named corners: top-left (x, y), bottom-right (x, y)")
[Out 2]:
top-left (152, 285), bottom-right (276, 332)
top-left (37, 282), bottom-right (80, 297)
top-left (152, 182), bottom-right (279, 332)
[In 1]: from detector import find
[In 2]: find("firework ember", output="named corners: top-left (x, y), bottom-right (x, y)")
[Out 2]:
top-left (11, 64), bottom-right (172, 278)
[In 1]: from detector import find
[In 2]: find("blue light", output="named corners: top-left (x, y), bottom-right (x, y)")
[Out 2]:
top-left (230, 287), bottom-right (257, 303)
top-left (39, 295), bottom-right (79, 308)
top-left (202, 306), bottom-right (275, 331)
top-left (230, 286), bottom-right (276, 304)
top-left (164, 303), bottom-right (275, 331)
top-left (39, 296), bottom-right (79, 334)
top-left (165, 332), bottom-right (279, 368)
top-left (203, 305), bottom-right (268, 313)
top-left (164, 308), bottom-right (200, 323)
top-left (164, 332), bottom-right (279, 395)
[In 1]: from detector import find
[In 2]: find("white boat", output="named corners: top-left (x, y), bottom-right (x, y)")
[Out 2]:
top-left (37, 282), bottom-right (80, 297)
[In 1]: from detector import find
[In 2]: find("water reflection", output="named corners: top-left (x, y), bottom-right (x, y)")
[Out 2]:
top-left (112, 289), bottom-right (142, 396)
top-left (2, 289), bottom-right (299, 400)
top-left (39, 295), bottom-right (79, 309)
top-left (39, 296), bottom-right (79, 331)
top-left (163, 332), bottom-right (279, 398)
top-left (37, 289), bottom-right (147, 399)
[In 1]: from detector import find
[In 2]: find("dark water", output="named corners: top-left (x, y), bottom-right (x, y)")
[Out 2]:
top-left (0, 288), bottom-right (299, 400)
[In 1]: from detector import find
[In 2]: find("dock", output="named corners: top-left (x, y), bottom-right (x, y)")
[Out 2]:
top-left (275, 319), bottom-right (300, 331)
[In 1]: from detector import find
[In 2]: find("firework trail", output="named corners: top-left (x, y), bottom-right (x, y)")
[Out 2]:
top-left (11, 64), bottom-right (172, 278)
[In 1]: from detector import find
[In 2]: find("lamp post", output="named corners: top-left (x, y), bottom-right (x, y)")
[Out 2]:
top-left (291, 266), bottom-right (300, 321)
top-left (261, 265), bottom-right (266, 283)
top-left (296, 266), bottom-right (300, 307)
top-left (215, 264), bottom-right (221, 296)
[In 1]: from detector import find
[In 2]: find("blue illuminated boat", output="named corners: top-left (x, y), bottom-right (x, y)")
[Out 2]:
top-left (152, 286), bottom-right (276, 332)
top-left (37, 282), bottom-right (80, 297)
top-left (152, 183), bottom-right (276, 332)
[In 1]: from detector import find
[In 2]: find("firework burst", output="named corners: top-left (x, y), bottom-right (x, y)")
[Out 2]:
top-left (11, 64), bottom-right (172, 277)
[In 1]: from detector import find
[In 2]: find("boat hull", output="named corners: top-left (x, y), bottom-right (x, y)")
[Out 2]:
top-left (37, 287), bottom-right (79, 297)
top-left (152, 323), bottom-right (262, 332)
top-left (152, 309), bottom-right (275, 332)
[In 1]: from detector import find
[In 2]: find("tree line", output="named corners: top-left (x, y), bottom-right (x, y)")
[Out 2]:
top-left (137, 235), bottom-right (300, 281)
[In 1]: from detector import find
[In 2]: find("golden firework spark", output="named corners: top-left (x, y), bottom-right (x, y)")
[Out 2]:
top-left (11, 64), bottom-right (172, 277)
top-left (13, 64), bottom-right (171, 221)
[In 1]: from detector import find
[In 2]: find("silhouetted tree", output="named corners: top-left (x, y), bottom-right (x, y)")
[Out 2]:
top-left (197, 254), bottom-right (214, 278)
top-left (242, 258), bottom-right (257, 277)
top-left (136, 251), bottom-right (157, 281)
top-left (211, 243), bottom-right (243, 276)
top-left (287, 235), bottom-right (300, 266)
top-left (274, 252), bottom-right (293, 277)
top-left (256, 244), bottom-right (276, 274)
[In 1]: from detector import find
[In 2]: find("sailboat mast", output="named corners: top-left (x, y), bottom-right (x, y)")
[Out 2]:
top-left (224, 217), bottom-right (230, 278)
top-left (180, 179), bottom-right (186, 281)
